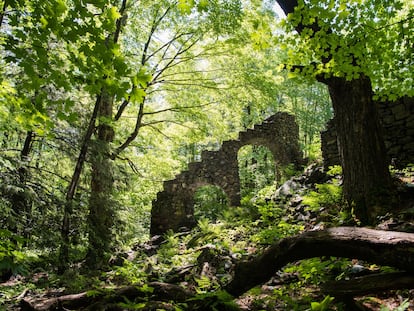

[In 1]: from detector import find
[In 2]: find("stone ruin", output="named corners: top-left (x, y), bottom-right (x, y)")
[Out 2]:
top-left (150, 112), bottom-right (303, 236)
top-left (322, 96), bottom-right (414, 170)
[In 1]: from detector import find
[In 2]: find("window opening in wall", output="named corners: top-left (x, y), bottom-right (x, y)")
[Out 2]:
top-left (193, 185), bottom-right (228, 222)
top-left (238, 145), bottom-right (276, 199)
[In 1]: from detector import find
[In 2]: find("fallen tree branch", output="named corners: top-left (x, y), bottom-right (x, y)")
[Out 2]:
top-left (322, 272), bottom-right (414, 298)
top-left (225, 227), bottom-right (414, 296)
top-left (20, 282), bottom-right (193, 311)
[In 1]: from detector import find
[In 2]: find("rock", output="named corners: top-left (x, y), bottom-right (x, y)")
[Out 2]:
top-left (275, 179), bottom-right (301, 198)
top-left (303, 163), bottom-right (328, 185)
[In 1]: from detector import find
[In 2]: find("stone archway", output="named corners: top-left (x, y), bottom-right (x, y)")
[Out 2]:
top-left (150, 112), bottom-right (303, 236)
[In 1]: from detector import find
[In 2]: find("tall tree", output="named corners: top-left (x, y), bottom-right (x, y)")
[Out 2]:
top-left (275, 0), bottom-right (413, 223)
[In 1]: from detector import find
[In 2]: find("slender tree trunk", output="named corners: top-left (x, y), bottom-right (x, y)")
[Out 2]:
top-left (86, 90), bottom-right (115, 267)
top-left (58, 95), bottom-right (101, 273)
top-left (11, 131), bottom-right (34, 235)
top-left (327, 76), bottom-right (394, 223)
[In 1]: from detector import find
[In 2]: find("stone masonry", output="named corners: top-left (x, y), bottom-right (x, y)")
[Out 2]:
top-left (150, 112), bottom-right (303, 236)
top-left (321, 96), bottom-right (414, 170)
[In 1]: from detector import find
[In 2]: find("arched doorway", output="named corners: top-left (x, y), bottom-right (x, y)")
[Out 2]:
top-left (238, 145), bottom-right (276, 199)
top-left (193, 185), bottom-right (228, 222)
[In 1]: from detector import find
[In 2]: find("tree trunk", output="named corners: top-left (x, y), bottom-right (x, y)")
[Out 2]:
top-left (84, 0), bottom-right (127, 268)
top-left (275, 0), bottom-right (395, 224)
top-left (86, 90), bottom-right (115, 267)
top-left (58, 95), bottom-right (101, 273)
top-left (11, 131), bottom-right (35, 236)
top-left (327, 76), bottom-right (394, 223)
top-left (225, 227), bottom-right (414, 297)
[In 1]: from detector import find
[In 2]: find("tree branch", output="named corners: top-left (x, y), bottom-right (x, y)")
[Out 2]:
top-left (111, 99), bottom-right (145, 159)
top-left (225, 227), bottom-right (414, 297)
top-left (142, 102), bottom-right (218, 116)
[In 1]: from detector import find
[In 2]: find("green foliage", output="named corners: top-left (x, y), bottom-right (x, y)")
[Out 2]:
top-left (380, 299), bottom-right (410, 311)
top-left (284, 257), bottom-right (349, 286)
top-left (157, 231), bottom-right (181, 264)
top-left (0, 230), bottom-right (31, 277)
top-left (277, 0), bottom-right (413, 99)
top-left (281, 163), bottom-right (303, 184)
top-left (194, 186), bottom-right (229, 222)
top-left (310, 295), bottom-right (335, 311)
top-left (112, 259), bottom-right (147, 285)
top-left (188, 290), bottom-right (240, 311)
top-left (238, 145), bottom-right (276, 197)
top-left (302, 170), bottom-right (342, 213)
top-left (251, 219), bottom-right (304, 244)
top-left (327, 165), bottom-right (342, 176)
top-left (302, 182), bottom-right (342, 212)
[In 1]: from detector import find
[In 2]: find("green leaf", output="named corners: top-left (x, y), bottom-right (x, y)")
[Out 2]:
top-left (39, 16), bottom-right (49, 28)
top-left (134, 68), bottom-right (152, 87)
top-left (108, 6), bottom-right (121, 22)
top-left (178, 0), bottom-right (194, 14)
top-left (130, 87), bottom-right (146, 103)
top-left (197, 0), bottom-right (209, 12)
top-left (55, 0), bottom-right (68, 16)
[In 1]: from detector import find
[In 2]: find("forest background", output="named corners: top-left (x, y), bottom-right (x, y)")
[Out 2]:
top-left (0, 0), bottom-right (413, 309)
top-left (0, 0), bottom-right (333, 266)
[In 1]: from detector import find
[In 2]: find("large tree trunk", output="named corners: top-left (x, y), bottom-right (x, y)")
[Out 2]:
top-left (327, 76), bottom-right (394, 223)
top-left (225, 227), bottom-right (414, 297)
top-left (275, 0), bottom-right (395, 223)
top-left (86, 91), bottom-right (115, 267)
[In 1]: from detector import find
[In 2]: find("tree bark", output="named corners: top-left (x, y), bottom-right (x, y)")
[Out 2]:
top-left (322, 272), bottom-right (414, 299)
top-left (86, 90), bottom-right (115, 267)
top-left (327, 76), bottom-right (393, 223)
top-left (59, 95), bottom-right (101, 272)
top-left (225, 227), bottom-right (414, 297)
top-left (85, 0), bottom-right (128, 267)
top-left (11, 131), bottom-right (35, 236)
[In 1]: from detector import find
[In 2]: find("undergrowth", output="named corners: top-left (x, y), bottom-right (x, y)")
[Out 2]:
top-left (1, 164), bottom-right (413, 310)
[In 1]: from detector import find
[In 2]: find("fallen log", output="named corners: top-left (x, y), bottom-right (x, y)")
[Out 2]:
top-left (20, 282), bottom-right (193, 311)
top-left (225, 227), bottom-right (414, 297)
top-left (322, 272), bottom-right (414, 298)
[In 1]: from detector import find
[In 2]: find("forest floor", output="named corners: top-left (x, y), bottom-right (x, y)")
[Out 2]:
top-left (2, 164), bottom-right (414, 310)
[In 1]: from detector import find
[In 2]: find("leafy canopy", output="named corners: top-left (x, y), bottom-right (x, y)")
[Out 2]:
top-left (276, 0), bottom-right (414, 100)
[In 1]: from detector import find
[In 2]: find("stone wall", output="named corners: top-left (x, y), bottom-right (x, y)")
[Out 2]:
top-left (321, 96), bottom-right (414, 170)
top-left (150, 112), bottom-right (303, 236)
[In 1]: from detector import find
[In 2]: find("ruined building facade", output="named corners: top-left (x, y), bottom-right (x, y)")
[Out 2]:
top-left (150, 112), bottom-right (303, 235)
